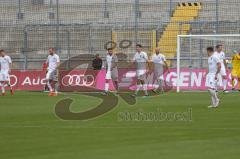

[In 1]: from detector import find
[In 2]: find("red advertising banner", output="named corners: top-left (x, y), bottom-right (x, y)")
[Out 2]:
top-left (7, 69), bottom-right (237, 91)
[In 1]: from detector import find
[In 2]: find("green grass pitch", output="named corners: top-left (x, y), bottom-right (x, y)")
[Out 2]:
top-left (0, 91), bottom-right (240, 159)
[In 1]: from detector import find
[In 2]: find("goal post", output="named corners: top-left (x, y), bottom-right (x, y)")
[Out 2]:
top-left (176, 34), bottom-right (240, 92)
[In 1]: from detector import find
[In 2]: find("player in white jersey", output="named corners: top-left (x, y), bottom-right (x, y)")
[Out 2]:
top-left (214, 44), bottom-right (229, 93)
top-left (103, 48), bottom-right (119, 95)
top-left (45, 48), bottom-right (60, 96)
top-left (0, 49), bottom-right (14, 96)
top-left (205, 47), bottom-right (221, 108)
top-left (150, 48), bottom-right (169, 94)
top-left (131, 44), bottom-right (149, 97)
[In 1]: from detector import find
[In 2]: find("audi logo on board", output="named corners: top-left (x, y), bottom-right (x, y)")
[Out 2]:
top-left (61, 74), bottom-right (95, 87)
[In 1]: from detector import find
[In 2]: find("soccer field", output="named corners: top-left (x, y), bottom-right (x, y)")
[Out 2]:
top-left (0, 91), bottom-right (240, 159)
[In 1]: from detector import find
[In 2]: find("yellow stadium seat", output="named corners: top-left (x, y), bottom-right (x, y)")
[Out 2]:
top-left (157, 2), bottom-right (202, 66)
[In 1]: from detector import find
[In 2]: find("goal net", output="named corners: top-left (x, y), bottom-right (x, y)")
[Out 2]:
top-left (176, 34), bottom-right (240, 92)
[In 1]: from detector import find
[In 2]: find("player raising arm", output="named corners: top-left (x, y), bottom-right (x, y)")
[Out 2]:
top-left (131, 44), bottom-right (149, 97)
top-left (45, 48), bottom-right (60, 96)
top-left (0, 49), bottom-right (14, 96)
top-left (103, 48), bottom-right (119, 95)
top-left (206, 47), bottom-right (221, 108)
top-left (230, 49), bottom-right (240, 91)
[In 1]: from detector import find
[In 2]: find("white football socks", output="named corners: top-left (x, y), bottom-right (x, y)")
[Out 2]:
top-left (54, 83), bottom-right (58, 93)
top-left (135, 84), bottom-right (142, 95)
top-left (143, 84), bottom-right (148, 95)
top-left (223, 79), bottom-right (228, 90)
top-left (209, 89), bottom-right (219, 107)
top-left (1, 83), bottom-right (5, 93)
top-left (47, 81), bottom-right (53, 92)
top-left (104, 83), bottom-right (109, 92)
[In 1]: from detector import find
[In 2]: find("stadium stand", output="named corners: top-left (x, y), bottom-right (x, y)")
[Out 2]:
top-left (0, 0), bottom-right (239, 69)
top-left (158, 2), bottom-right (202, 62)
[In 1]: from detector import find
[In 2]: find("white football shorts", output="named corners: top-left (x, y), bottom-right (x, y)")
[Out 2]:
top-left (46, 70), bottom-right (58, 81)
top-left (0, 71), bottom-right (10, 82)
top-left (205, 73), bottom-right (218, 90)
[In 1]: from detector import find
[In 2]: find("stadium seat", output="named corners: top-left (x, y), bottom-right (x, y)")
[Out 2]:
top-left (158, 2), bottom-right (202, 65)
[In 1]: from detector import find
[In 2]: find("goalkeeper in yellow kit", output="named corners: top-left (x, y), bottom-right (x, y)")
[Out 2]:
top-left (231, 50), bottom-right (240, 91)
